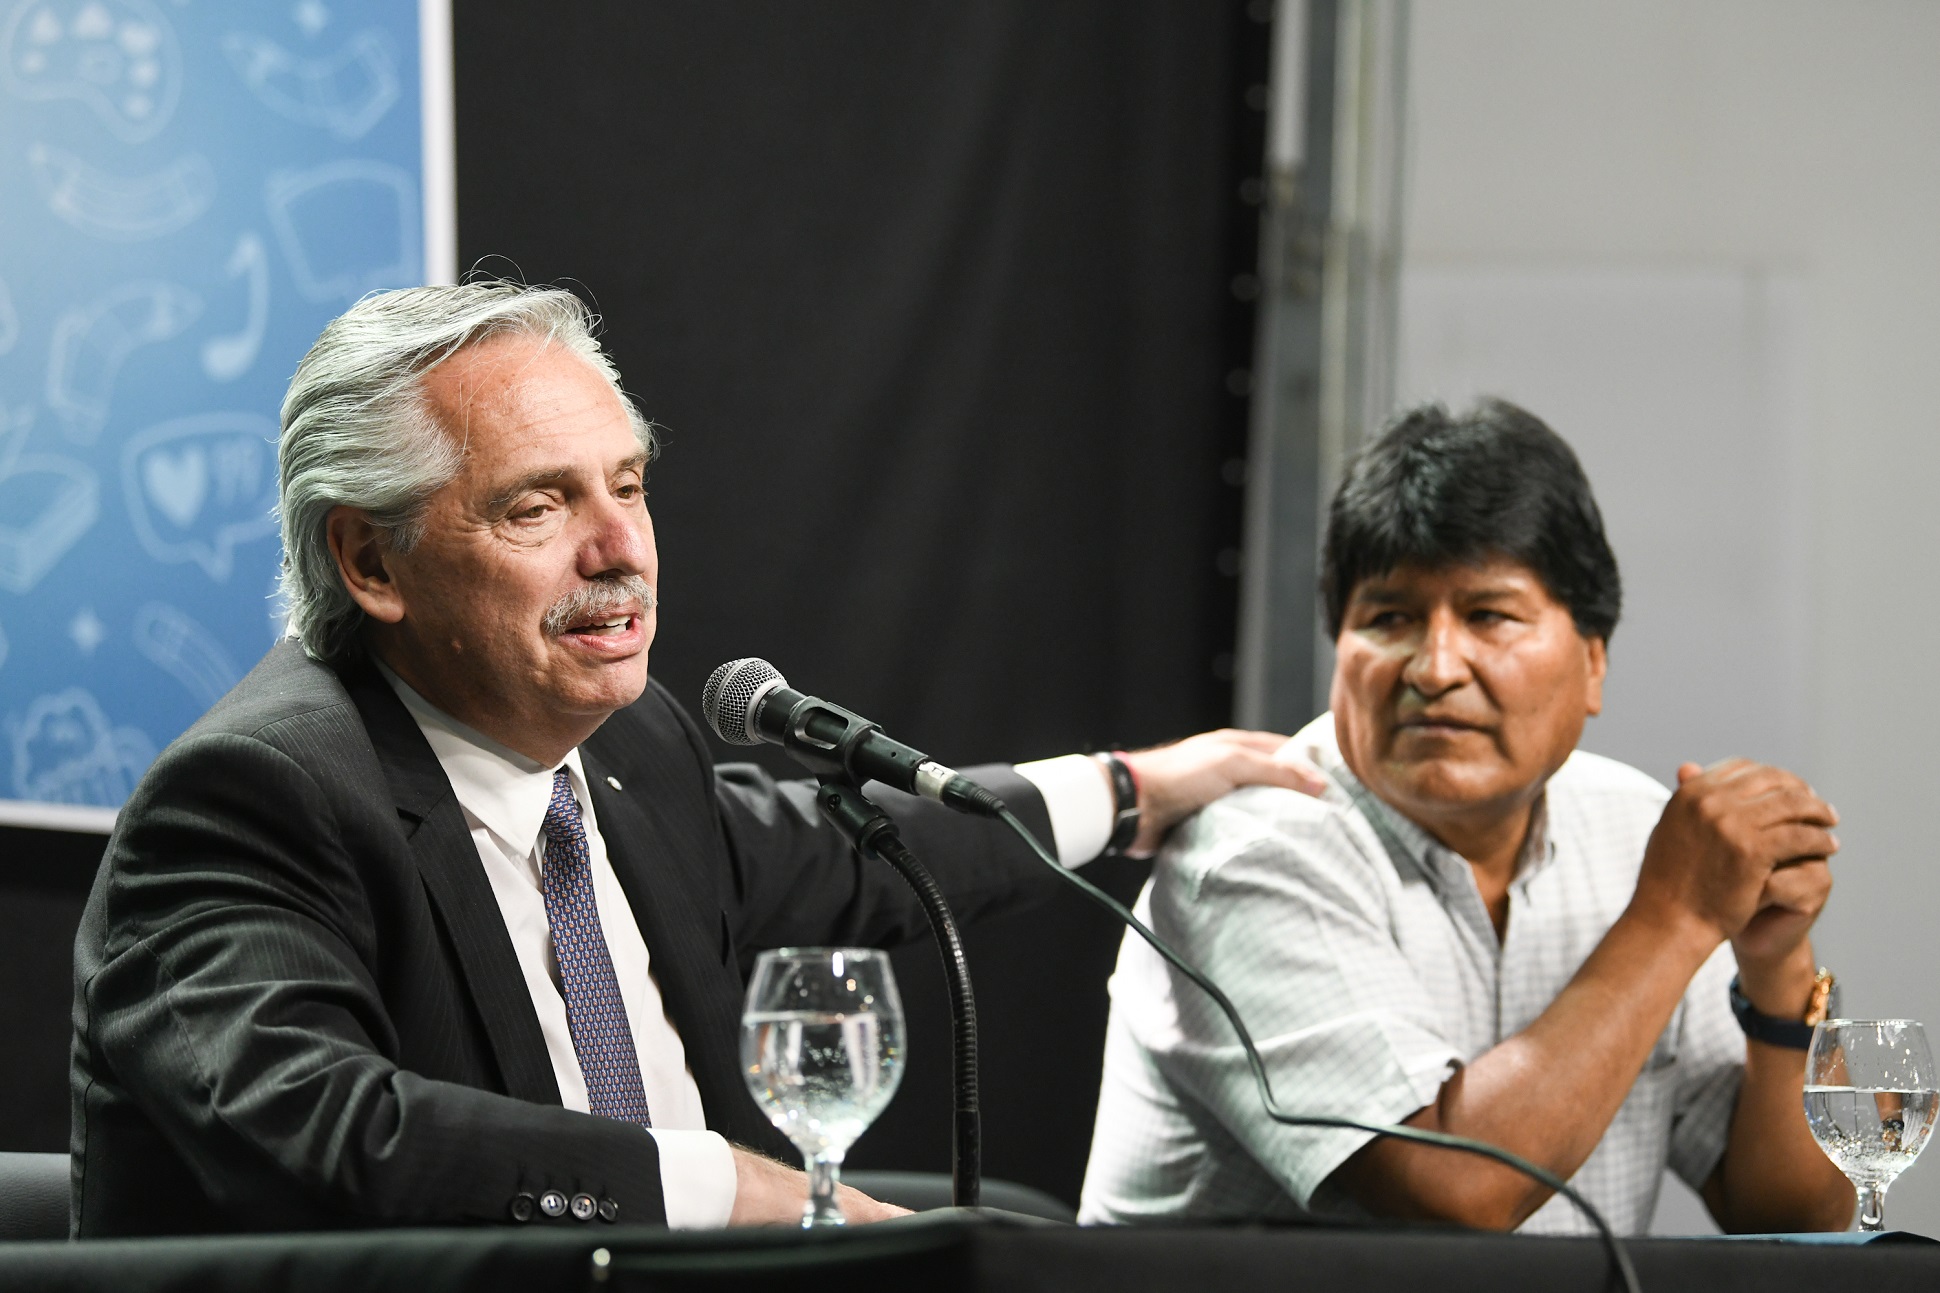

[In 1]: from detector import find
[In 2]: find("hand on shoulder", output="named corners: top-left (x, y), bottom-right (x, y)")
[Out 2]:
top-left (1119, 729), bottom-right (1328, 858)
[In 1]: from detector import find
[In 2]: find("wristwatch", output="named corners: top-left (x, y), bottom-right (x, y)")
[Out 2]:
top-left (1729, 967), bottom-right (1836, 1050)
top-left (1096, 751), bottom-right (1141, 856)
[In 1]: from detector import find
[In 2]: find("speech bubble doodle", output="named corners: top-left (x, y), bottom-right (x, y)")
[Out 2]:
top-left (47, 278), bottom-right (201, 443)
top-left (8, 686), bottom-right (154, 806)
top-left (133, 601), bottom-right (239, 708)
top-left (267, 159), bottom-right (419, 303)
top-left (2, 0), bottom-right (183, 144)
top-left (121, 413), bottom-right (277, 581)
top-left (29, 144), bottom-right (215, 242)
top-left (0, 452), bottom-right (98, 593)
top-left (223, 28), bottom-right (398, 141)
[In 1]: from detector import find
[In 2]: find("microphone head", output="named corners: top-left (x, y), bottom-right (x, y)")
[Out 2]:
top-left (702, 657), bottom-right (785, 746)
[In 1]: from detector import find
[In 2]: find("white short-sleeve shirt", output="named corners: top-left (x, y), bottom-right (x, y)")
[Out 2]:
top-left (1079, 713), bottom-right (1745, 1235)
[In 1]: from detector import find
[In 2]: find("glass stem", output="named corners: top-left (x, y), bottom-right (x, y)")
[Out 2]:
top-left (1857, 1181), bottom-right (1888, 1233)
top-left (803, 1152), bottom-right (846, 1228)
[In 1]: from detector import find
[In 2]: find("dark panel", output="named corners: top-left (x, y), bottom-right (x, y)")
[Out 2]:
top-left (455, 2), bottom-right (1264, 1204)
top-left (0, 824), bottom-right (103, 1152)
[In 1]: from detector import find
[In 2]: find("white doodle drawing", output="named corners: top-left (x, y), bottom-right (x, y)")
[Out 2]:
top-left (0, 403), bottom-right (29, 470)
top-left (8, 687), bottom-right (154, 806)
top-left (29, 144), bottom-right (216, 241)
top-left (223, 27), bottom-right (397, 140)
top-left (292, 0), bottom-right (328, 38)
top-left (2, 0), bottom-right (182, 143)
top-left (0, 275), bottom-right (18, 356)
top-left (68, 605), bottom-right (106, 654)
top-left (267, 159), bottom-right (419, 303)
top-left (200, 232), bottom-right (269, 383)
top-left (47, 279), bottom-right (201, 443)
top-left (0, 452), bottom-right (98, 592)
top-left (121, 412), bottom-right (278, 581)
top-left (134, 601), bottom-right (240, 708)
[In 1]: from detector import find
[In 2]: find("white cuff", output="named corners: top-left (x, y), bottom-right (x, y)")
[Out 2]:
top-left (1013, 754), bottom-right (1115, 867)
top-left (649, 1128), bottom-right (738, 1228)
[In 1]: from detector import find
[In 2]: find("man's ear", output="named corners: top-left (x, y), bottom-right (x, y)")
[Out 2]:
top-left (1583, 634), bottom-right (1608, 717)
top-left (325, 506), bottom-right (407, 625)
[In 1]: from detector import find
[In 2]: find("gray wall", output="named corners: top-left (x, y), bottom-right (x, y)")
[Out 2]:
top-left (1401, 0), bottom-right (1940, 1235)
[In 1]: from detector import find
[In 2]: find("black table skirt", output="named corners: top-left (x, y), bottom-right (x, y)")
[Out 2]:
top-left (2, 1212), bottom-right (1934, 1293)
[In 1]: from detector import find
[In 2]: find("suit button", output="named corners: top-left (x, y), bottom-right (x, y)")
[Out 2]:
top-left (509, 1193), bottom-right (536, 1223)
top-left (570, 1192), bottom-right (597, 1221)
top-left (539, 1189), bottom-right (568, 1218)
top-left (597, 1197), bottom-right (619, 1223)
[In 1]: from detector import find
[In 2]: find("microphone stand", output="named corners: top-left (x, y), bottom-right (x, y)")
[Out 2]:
top-left (812, 775), bottom-right (981, 1209)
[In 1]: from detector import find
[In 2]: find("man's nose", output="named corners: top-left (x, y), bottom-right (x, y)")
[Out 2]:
top-left (579, 496), bottom-right (654, 578)
top-left (1402, 610), bottom-right (1472, 697)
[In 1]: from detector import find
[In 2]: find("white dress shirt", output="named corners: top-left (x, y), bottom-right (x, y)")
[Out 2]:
top-left (383, 666), bottom-right (1110, 1227)
top-left (1080, 713), bottom-right (1744, 1235)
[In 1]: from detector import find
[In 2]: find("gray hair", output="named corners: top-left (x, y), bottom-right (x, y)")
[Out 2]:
top-left (277, 281), bottom-right (656, 662)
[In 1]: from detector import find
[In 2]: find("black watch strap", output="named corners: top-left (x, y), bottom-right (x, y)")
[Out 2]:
top-left (1098, 751), bottom-right (1140, 855)
top-left (1728, 974), bottom-right (1818, 1050)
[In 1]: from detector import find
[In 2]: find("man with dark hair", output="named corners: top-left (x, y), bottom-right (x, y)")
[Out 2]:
top-left (1080, 399), bottom-right (1853, 1234)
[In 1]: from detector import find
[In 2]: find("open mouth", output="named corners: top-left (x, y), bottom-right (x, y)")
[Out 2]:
top-left (564, 613), bottom-right (637, 637)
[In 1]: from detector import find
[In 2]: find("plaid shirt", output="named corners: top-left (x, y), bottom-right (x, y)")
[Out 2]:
top-left (1079, 714), bottom-right (1744, 1235)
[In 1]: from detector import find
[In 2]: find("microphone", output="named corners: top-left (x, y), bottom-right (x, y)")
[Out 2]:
top-left (701, 658), bottom-right (1002, 815)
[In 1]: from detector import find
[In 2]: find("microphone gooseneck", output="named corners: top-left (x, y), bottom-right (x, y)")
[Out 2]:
top-left (700, 658), bottom-right (1003, 815)
top-left (703, 659), bottom-right (987, 1208)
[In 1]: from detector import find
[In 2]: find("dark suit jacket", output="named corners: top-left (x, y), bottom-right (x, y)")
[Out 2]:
top-left (69, 641), bottom-right (1060, 1236)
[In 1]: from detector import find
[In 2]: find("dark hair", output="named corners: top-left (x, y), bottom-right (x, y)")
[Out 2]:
top-left (1320, 398), bottom-right (1621, 641)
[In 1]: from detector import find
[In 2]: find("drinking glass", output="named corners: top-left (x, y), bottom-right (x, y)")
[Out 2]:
top-left (741, 947), bottom-right (906, 1227)
top-left (1803, 1019), bottom-right (1938, 1232)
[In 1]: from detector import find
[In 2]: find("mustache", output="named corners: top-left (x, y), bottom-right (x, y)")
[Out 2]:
top-left (542, 576), bottom-right (657, 636)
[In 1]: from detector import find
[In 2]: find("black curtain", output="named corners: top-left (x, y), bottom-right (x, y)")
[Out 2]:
top-left (455, 2), bottom-right (1265, 1204)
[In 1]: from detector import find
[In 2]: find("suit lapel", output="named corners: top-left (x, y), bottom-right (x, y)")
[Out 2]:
top-left (340, 658), bottom-right (563, 1108)
top-left (581, 746), bottom-right (763, 1144)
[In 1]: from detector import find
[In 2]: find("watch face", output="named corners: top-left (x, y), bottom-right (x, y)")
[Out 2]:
top-left (1805, 970), bottom-right (1837, 1027)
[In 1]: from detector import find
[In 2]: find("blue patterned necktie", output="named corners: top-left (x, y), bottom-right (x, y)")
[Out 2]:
top-left (541, 768), bottom-right (653, 1127)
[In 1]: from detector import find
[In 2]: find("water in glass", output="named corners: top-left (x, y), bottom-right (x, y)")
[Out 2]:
top-left (741, 948), bottom-right (905, 1227)
top-left (1804, 1019), bottom-right (1937, 1232)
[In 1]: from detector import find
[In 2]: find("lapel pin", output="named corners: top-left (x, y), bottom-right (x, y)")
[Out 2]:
top-left (605, 775), bottom-right (623, 791)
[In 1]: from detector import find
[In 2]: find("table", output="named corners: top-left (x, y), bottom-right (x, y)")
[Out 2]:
top-left (1, 1211), bottom-right (1934, 1293)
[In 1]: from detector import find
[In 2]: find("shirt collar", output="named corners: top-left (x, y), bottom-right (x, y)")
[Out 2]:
top-left (1301, 714), bottom-right (1558, 889)
top-left (377, 661), bottom-right (587, 856)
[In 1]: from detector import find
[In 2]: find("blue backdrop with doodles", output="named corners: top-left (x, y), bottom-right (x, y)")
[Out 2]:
top-left (1, 0), bottom-right (428, 809)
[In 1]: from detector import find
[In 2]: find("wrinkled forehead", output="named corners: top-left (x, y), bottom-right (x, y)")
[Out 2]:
top-left (1343, 553), bottom-right (1560, 605)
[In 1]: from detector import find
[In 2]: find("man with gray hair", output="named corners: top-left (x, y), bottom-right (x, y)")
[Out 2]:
top-left (70, 281), bottom-right (1321, 1235)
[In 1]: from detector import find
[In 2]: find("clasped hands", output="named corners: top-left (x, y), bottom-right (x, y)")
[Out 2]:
top-left (1635, 758), bottom-right (1839, 1011)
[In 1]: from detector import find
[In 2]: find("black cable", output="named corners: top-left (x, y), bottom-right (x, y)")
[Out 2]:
top-left (993, 806), bottom-right (1641, 1293)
